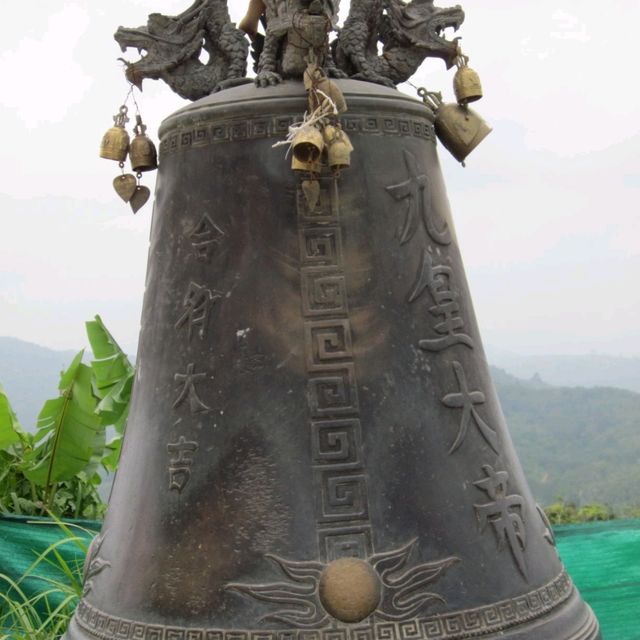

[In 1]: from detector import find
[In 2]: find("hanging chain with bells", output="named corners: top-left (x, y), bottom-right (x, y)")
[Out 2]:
top-left (414, 46), bottom-right (492, 166)
top-left (99, 93), bottom-right (158, 213)
top-left (288, 57), bottom-right (353, 211)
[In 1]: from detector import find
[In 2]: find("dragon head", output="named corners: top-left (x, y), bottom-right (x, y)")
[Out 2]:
top-left (385, 0), bottom-right (465, 69)
top-left (114, 13), bottom-right (204, 88)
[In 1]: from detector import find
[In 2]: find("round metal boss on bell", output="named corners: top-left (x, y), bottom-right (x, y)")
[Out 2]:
top-left (129, 115), bottom-right (158, 172)
top-left (99, 105), bottom-right (130, 162)
top-left (453, 64), bottom-right (483, 105)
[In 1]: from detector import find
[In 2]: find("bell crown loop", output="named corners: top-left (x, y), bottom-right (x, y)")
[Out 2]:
top-left (113, 104), bottom-right (129, 128)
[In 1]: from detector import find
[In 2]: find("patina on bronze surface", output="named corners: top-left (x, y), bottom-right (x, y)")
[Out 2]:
top-left (66, 80), bottom-right (599, 640)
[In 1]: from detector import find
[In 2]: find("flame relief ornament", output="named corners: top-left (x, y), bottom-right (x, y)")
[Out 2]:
top-left (227, 540), bottom-right (459, 626)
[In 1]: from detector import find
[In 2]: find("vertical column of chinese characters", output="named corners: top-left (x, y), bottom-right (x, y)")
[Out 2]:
top-left (297, 177), bottom-right (374, 563)
top-left (386, 149), bottom-right (529, 580)
top-left (167, 214), bottom-right (225, 494)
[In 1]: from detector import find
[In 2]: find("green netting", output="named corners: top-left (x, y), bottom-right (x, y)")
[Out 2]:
top-left (0, 516), bottom-right (638, 638)
top-left (555, 518), bottom-right (640, 640)
top-left (0, 514), bottom-right (100, 635)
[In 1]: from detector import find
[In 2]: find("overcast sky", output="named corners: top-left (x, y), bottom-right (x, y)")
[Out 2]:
top-left (0, 1), bottom-right (638, 356)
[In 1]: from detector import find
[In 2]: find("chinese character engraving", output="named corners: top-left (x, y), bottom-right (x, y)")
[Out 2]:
top-left (189, 214), bottom-right (225, 262)
top-left (411, 251), bottom-right (474, 352)
top-left (474, 465), bottom-right (528, 580)
top-left (441, 361), bottom-right (498, 454)
top-left (167, 436), bottom-right (199, 493)
top-left (173, 363), bottom-right (210, 414)
top-left (175, 282), bottom-right (221, 341)
top-left (385, 150), bottom-right (451, 246)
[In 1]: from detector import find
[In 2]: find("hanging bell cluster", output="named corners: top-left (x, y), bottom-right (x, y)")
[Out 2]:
top-left (99, 106), bottom-right (158, 213)
top-left (286, 62), bottom-right (353, 187)
top-left (420, 48), bottom-right (491, 166)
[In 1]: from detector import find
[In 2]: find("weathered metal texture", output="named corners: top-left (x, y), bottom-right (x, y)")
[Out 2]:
top-left (65, 81), bottom-right (599, 640)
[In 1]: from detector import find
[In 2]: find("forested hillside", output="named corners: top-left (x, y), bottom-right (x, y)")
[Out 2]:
top-left (1, 337), bottom-right (638, 508)
top-left (492, 367), bottom-right (640, 506)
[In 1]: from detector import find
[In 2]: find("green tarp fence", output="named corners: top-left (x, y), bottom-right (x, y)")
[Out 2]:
top-left (1, 515), bottom-right (639, 639)
top-left (554, 519), bottom-right (640, 639)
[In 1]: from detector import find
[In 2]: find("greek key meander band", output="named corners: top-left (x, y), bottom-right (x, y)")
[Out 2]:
top-left (74, 570), bottom-right (573, 640)
top-left (159, 115), bottom-right (435, 157)
top-left (297, 178), bottom-right (374, 561)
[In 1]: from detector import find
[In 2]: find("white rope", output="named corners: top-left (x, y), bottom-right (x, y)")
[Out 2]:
top-left (272, 88), bottom-right (339, 155)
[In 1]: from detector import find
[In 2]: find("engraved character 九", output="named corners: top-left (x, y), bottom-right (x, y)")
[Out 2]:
top-left (175, 282), bottom-right (221, 341)
top-left (410, 251), bottom-right (474, 352)
top-left (474, 465), bottom-right (528, 579)
top-left (385, 150), bottom-right (451, 246)
top-left (167, 436), bottom-right (199, 493)
top-left (173, 363), bottom-right (210, 414)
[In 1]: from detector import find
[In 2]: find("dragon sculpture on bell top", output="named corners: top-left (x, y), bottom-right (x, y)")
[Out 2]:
top-left (115, 0), bottom-right (465, 100)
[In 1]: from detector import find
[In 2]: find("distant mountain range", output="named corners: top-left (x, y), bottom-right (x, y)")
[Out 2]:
top-left (489, 350), bottom-right (640, 393)
top-left (1, 336), bottom-right (639, 508)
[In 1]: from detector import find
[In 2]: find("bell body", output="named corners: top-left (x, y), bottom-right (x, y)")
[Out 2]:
top-left (66, 81), bottom-right (599, 640)
top-left (435, 103), bottom-right (492, 164)
top-left (129, 132), bottom-right (158, 172)
top-left (99, 125), bottom-right (129, 162)
top-left (324, 125), bottom-right (353, 170)
top-left (453, 65), bottom-right (483, 105)
top-left (293, 125), bottom-right (324, 163)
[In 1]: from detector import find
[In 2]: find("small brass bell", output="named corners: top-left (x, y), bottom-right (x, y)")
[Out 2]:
top-left (292, 125), bottom-right (324, 164)
top-left (129, 115), bottom-right (158, 173)
top-left (100, 105), bottom-right (130, 162)
top-left (418, 89), bottom-right (491, 165)
top-left (435, 103), bottom-right (492, 164)
top-left (323, 125), bottom-right (353, 171)
top-left (291, 155), bottom-right (322, 173)
top-left (454, 64), bottom-right (483, 105)
top-left (453, 51), bottom-right (483, 105)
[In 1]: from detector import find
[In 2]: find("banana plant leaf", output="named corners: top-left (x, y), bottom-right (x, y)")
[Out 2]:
top-left (0, 384), bottom-right (22, 451)
top-left (86, 315), bottom-right (134, 433)
top-left (22, 351), bottom-right (105, 488)
top-left (101, 433), bottom-right (123, 473)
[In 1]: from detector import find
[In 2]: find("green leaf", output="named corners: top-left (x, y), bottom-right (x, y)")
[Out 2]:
top-left (86, 315), bottom-right (133, 397)
top-left (86, 316), bottom-right (134, 437)
top-left (22, 352), bottom-right (106, 488)
top-left (101, 434), bottom-right (123, 473)
top-left (0, 384), bottom-right (22, 451)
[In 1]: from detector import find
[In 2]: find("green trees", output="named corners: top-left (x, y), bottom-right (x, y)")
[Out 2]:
top-left (0, 317), bottom-right (132, 519)
top-left (544, 499), bottom-right (615, 525)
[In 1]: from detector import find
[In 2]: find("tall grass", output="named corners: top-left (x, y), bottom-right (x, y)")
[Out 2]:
top-left (0, 518), bottom-right (91, 640)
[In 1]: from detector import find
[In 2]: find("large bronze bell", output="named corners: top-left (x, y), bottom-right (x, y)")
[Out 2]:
top-left (99, 105), bottom-right (130, 162)
top-left (66, 81), bottom-right (599, 640)
top-left (129, 115), bottom-right (158, 173)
